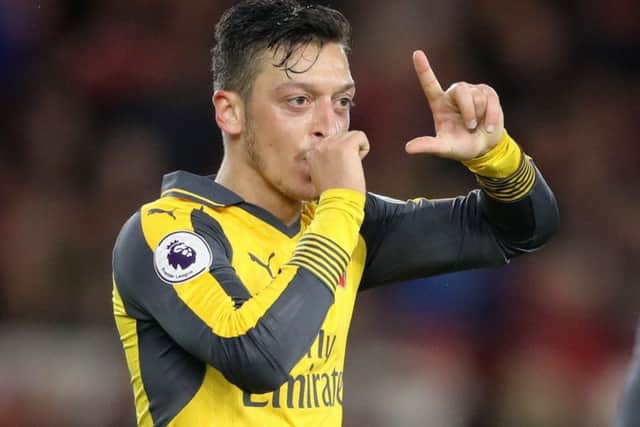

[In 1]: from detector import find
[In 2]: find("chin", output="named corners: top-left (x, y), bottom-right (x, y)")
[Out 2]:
top-left (292, 187), bottom-right (320, 202)
top-left (302, 189), bottom-right (321, 202)
top-left (282, 181), bottom-right (319, 202)
top-left (284, 171), bottom-right (320, 201)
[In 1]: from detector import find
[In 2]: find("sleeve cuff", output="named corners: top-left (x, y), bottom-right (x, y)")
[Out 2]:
top-left (287, 188), bottom-right (365, 292)
top-left (318, 188), bottom-right (366, 210)
top-left (462, 130), bottom-right (522, 178)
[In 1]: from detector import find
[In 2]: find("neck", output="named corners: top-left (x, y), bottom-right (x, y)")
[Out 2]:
top-left (215, 156), bottom-right (302, 226)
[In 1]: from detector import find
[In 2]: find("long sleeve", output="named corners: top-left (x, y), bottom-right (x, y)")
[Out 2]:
top-left (113, 189), bottom-right (365, 394)
top-left (359, 133), bottom-right (559, 290)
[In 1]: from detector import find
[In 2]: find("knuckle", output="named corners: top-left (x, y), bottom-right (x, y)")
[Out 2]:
top-left (471, 86), bottom-right (483, 96)
top-left (349, 130), bottom-right (366, 141)
top-left (446, 82), bottom-right (461, 93)
top-left (480, 84), bottom-right (498, 97)
top-left (458, 81), bottom-right (472, 90)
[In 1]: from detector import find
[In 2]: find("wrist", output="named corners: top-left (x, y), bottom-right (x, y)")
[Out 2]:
top-left (463, 130), bottom-right (522, 178)
top-left (289, 188), bottom-right (365, 292)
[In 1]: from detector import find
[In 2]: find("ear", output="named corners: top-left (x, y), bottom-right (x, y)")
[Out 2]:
top-left (212, 90), bottom-right (244, 136)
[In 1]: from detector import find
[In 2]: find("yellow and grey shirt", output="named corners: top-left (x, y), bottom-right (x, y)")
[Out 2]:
top-left (112, 132), bottom-right (559, 426)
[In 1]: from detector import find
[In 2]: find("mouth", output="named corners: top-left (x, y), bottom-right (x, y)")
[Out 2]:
top-left (296, 156), bottom-right (311, 177)
top-left (297, 150), bottom-right (309, 161)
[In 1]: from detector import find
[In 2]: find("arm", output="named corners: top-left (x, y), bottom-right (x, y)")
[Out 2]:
top-left (357, 50), bottom-right (559, 289)
top-left (617, 324), bottom-right (640, 427)
top-left (360, 133), bottom-right (559, 289)
top-left (113, 188), bottom-right (364, 393)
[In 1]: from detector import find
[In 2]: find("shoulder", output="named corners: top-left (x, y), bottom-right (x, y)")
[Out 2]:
top-left (113, 198), bottom-right (235, 302)
top-left (140, 198), bottom-right (199, 248)
top-left (114, 197), bottom-right (230, 276)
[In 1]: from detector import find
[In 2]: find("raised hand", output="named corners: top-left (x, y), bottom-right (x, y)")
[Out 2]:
top-left (405, 50), bottom-right (505, 161)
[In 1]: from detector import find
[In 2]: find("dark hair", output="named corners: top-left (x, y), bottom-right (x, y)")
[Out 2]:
top-left (211, 0), bottom-right (352, 99)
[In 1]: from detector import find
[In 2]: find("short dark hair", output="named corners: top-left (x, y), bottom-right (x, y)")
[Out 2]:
top-left (211, 0), bottom-right (352, 99)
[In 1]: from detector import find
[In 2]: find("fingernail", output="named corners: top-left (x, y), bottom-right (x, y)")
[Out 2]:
top-left (486, 124), bottom-right (495, 133)
top-left (467, 119), bottom-right (477, 130)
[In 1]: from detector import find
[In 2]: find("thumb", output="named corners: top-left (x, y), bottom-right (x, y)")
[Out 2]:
top-left (405, 136), bottom-right (451, 156)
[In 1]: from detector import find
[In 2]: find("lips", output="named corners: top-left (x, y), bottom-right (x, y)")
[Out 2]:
top-left (297, 149), bottom-right (311, 161)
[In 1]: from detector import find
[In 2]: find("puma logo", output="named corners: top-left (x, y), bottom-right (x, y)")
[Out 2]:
top-left (148, 208), bottom-right (177, 219)
top-left (249, 252), bottom-right (276, 279)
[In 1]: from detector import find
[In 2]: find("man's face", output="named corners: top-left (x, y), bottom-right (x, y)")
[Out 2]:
top-left (243, 42), bottom-right (355, 201)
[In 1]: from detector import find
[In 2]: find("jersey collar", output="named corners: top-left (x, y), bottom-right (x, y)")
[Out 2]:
top-left (160, 170), bottom-right (302, 237)
top-left (160, 170), bottom-right (243, 208)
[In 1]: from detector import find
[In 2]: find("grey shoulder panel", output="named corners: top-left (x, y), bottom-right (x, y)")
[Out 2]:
top-left (112, 212), bottom-right (206, 425)
top-left (112, 211), bottom-right (152, 319)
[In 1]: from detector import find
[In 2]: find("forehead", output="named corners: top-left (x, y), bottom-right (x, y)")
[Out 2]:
top-left (255, 42), bottom-right (354, 90)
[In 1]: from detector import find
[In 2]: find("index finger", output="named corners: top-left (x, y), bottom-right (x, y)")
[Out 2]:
top-left (412, 50), bottom-right (444, 104)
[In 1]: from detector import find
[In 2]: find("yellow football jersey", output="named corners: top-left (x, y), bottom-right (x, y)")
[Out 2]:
top-left (113, 143), bottom-right (557, 426)
top-left (114, 171), bottom-right (367, 427)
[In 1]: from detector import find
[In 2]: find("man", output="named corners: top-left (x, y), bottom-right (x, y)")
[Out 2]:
top-left (112, 0), bottom-right (559, 426)
top-left (618, 330), bottom-right (640, 426)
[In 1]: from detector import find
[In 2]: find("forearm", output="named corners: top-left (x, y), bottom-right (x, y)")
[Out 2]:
top-left (359, 132), bottom-right (558, 289)
top-left (203, 189), bottom-right (366, 392)
top-left (464, 131), bottom-right (560, 254)
top-left (288, 189), bottom-right (365, 292)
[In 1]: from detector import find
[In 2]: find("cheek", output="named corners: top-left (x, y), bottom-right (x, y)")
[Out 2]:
top-left (265, 111), bottom-right (312, 155)
top-left (247, 101), bottom-right (314, 175)
top-left (276, 107), bottom-right (313, 134)
top-left (254, 103), bottom-right (310, 139)
top-left (248, 117), bottom-right (304, 178)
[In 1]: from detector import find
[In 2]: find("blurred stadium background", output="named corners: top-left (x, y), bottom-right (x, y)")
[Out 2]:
top-left (1, 0), bottom-right (639, 425)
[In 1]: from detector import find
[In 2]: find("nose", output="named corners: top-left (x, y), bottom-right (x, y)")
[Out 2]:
top-left (312, 98), bottom-right (341, 139)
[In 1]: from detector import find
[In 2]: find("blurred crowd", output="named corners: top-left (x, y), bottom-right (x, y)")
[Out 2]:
top-left (1, 0), bottom-right (639, 425)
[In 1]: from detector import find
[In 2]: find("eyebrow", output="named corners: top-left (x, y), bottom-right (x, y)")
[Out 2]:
top-left (274, 81), bottom-right (356, 94)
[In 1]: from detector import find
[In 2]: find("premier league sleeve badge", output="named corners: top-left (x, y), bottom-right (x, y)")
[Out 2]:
top-left (153, 231), bottom-right (213, 284)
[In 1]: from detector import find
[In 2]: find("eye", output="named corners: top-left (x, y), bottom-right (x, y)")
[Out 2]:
top-left (337, 97), bottom-right (355, 110)
top-left (287, 96), bottom-right (311, 108)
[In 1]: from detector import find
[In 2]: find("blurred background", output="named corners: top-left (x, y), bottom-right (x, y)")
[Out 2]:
top-left (1, 0), bottom-right (639, 425)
